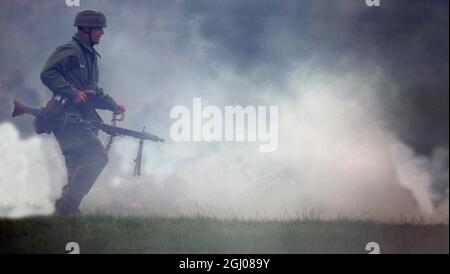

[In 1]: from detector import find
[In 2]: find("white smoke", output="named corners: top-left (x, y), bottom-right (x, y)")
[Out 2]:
top-left (0, 123), bottom-right (63, 217)
top-left (0, 1), bottom-right (448, 222)
top-left (84, 65), bottom-right (448, 222)
top-left (2, 64), bottom-right (446, 221)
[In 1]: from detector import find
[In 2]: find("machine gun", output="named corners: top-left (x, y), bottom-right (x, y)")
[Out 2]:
top-left (12, 100), bottom-right (164, 176)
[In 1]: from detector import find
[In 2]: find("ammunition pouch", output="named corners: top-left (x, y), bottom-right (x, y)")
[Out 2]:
top-left (34, 115), bottom-right (53, 134)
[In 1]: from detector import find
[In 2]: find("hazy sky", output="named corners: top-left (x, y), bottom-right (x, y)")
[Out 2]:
top-left (0, 0), bottom-right (448, 220)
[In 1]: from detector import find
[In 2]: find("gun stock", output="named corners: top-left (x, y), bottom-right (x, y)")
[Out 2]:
top-left (12, 100), bottom-right (27, 117)
top-left (12, 100), bottom-right (44, 118)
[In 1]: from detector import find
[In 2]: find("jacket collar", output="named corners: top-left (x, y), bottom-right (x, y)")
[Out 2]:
top-left (73, 32), bottom-right (95, 54)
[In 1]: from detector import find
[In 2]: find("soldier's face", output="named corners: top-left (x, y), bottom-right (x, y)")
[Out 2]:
top-left (91, 28), bottom-right (104, 45)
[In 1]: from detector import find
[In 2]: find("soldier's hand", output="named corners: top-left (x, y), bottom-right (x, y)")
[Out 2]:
top-left (115, 103), bottom-right (126, 114)
top-left (74, 90), bottom-right (88, 104)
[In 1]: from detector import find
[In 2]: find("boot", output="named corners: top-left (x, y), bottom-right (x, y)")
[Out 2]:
top-left (54, 195), bottom-right (82, 216)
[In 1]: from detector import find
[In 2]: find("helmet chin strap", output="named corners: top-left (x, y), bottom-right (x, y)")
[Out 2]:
top-left (80, 27), bottom-right (94, 47)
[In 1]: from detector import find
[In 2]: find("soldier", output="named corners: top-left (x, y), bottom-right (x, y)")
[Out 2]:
top-left (40, 9), bottom-right (125, 215)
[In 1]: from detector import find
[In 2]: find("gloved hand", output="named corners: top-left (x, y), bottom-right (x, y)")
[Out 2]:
top-left (73, 90), bottom-right (88, 104)
top-left (74, 90), bottom-right (96, 104)
top-left (115, 103), bottom-right (126, 114)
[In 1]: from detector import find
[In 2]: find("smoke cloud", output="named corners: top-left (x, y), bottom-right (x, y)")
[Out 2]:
top-left (0, 0), bottom-right (448, 221)
top-left (0, 123), bottom-right (63, 217)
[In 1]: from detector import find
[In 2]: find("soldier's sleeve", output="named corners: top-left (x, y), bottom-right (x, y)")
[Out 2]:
top-left (94, 88), bottom-right (119, 111)
top-left (40, 45), bottom-right (79, 99)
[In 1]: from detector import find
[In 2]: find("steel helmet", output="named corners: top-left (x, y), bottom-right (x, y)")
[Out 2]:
top-left (74, 9), bottom-right (107, 28)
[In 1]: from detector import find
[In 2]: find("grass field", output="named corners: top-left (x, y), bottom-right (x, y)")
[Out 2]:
top-left (0, 215), bottom-right (448, 254)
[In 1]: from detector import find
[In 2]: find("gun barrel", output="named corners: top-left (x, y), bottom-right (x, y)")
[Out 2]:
top-left (142, 132), bottom-right (165, 142)
top-left (94, 122), bottom-right (164, 142)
